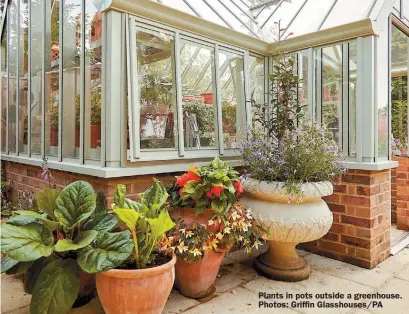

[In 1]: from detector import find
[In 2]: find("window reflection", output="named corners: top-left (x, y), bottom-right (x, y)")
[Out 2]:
top-left (136, 30), bottom-right (177, 150)
top-left (1, 14), bottom-right (7, 152)
top-left (321, 45), bottom-right (342, 145)
top-left (219, 50), bottom-right (245, 149)
top-left (19, 0), bottom-right (29, 153)
top-left (8, 0), bottom-right (17, 153)
top-left (181, 41), bottom-right (217, 149)
top-left (249, 55), bottom-right (264, 128)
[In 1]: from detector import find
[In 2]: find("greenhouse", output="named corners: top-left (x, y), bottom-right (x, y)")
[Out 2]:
top-left (1, 0), bottom-right (409, 277)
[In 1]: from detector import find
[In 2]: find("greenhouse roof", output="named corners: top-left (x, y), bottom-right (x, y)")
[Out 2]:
top-left (149, 0), bottom-right (391, 43)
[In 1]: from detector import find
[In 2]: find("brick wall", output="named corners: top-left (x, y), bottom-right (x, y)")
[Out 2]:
top-left (299, 169), bottom-right (391, 269)
top-left (392, 156), bottom-right (409, 231)
top-left (3, 161), bottom-right (176, 207)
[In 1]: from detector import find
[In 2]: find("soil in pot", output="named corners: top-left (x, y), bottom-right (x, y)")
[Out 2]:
top-left (175, 250), bottom-right (225, 299)
top-left (96, 254), bottom-right (176, 314)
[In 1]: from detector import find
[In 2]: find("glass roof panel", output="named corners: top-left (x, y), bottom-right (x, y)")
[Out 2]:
top-left (282, 0), bottom-right (335, 39)
top-left (320, 0), bottom-right (375, 30)
top-left (151, 0), bottom-right (390, 43)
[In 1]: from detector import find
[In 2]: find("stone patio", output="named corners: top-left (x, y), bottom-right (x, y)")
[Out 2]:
top-left (2, 247), bottom-right (409, 314)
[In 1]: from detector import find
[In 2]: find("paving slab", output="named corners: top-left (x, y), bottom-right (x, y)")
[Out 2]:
top-left (387, 247), bottom-right (409, 265)
top-left (215, 261), bottom-right (259, 293)
top-left (244, 269), bottom-right (375, 314)
top-left (394, 264), bottom-right (409, 282)
top-left (1, 275), bottom-right (31, 314)
top-left (304, 253), bottom-right (406, 289)
top-left (184, 287), bottom-right (299, 314)
top-left (163, 290), bottom-right (200, 314)
top-left (370, 278), bottom-right (409, 314)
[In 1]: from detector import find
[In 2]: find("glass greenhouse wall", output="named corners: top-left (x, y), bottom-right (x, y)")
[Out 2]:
top-left (0, 0), bottom-right (407, 176)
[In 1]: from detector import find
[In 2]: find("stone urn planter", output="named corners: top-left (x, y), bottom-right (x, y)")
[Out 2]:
top-left (240, 179), bottom-right (333, 282)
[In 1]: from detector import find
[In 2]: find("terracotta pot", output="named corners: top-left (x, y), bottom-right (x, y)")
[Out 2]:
top-left (50, 127), bottom-right (58, 146)
top-left (322, 88), bottom-right (331, 101)
top-left (175, 249), bottom-right (225, 299)
top-left (201, 93), bottom-right (213, 105)
top-left (90, 125), bottom-right (101, 148)
top-left (171, 208), bottom-right (222, 233)
top-left (75, 127), bottom-right (80, 148)
top-left (96, 255), bottom-right (176, 314)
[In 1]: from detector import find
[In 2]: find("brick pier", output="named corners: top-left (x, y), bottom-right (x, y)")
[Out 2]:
top-left (392, 156), bottom-right (409, 230)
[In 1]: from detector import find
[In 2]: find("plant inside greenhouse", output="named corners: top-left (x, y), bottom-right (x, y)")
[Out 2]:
top-left (1, 0), bottom-right (409, 313)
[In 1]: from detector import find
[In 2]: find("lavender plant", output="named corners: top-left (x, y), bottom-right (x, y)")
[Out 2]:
top-left (239, 122), bottom-right (345, 200)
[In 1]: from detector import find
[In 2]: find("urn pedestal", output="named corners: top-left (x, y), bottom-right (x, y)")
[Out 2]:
top-left (241, 179), bottom-right (333, 282)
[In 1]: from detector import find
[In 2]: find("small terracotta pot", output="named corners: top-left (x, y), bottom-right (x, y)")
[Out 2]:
top-left (171, 208), bottom-right (222, 233)
top-left (90, 125), bottom-right (101, 148)
top-left (175, 249), bottom-right (225, 299)
top-left (96, 255), bottom-right (176, 314)
top-left (50, 127), bottom-right (58, 146)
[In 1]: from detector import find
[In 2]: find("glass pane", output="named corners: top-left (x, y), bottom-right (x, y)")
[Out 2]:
top-left (284, 0), bottom-right (335, 39)
top-left (19, 0), bottom-right (28, 153)
top-left (136, 29), bottom-right (177, 150)
top-left (45, 0), bottom-right (60, 156)
top-left (8, 0), bottom-right (17, 153)
top-left (30, 0), bottom-right (43, 155)
top-left (249, 55), bottom-right (264, 127)
top-left (321, 0), bottom-right (375, 30)
top-left (391, 25), bottom-right (408, 155)
top-left (297, 50), bottom-right (308, 111)
top-left (219, 50), bottom-right (245, 149)
top-left (1, 14), bottom-right (7, 152)
top-left (349, 41), bottom-right (357, 157)
top-left (181, 41), bottom-right (217, 150)
top-left (321, 45), bottom-right (342, 145)
top-left (84, 0), bottom-right (102, 160)
top-left (62, 0), bottom-right (81, 158)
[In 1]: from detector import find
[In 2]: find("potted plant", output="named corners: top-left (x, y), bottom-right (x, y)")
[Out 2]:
top-left (240, 53), bottom-right (345, 282)
top-left (92, 179), bottom-right (176, 314)
top-left (1, 181), bottom-right (129, 314)
top-left (50, 104), bottom-right (59, 147)
top-left (75, 94), bottom-right (80, 149)
top-left (162, 202), bottom-right (264, 299)
top-left (90, 89), bottom-right (101, 149)
top-left (166, 158), bottom-right (247, 298)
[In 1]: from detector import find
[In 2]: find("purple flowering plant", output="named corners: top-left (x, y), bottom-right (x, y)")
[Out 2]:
top-left (239, 122), bottom-right (346, 200)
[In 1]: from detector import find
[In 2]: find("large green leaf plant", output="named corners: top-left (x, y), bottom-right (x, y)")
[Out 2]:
top-left (109, 179), bottom-right (175, 269)
top-left (0, 181), bottom-right (133, 314)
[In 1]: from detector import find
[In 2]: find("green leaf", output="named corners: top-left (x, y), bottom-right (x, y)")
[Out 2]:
top-left (113, 184), bottom-right (126, 208)
top-left (24, 256), bottom-right (56, 294)
top-left (31, 259), bottom-right (80, 314)
top-left (113, 208), bottom-right (141, 231)
top-left (139, 179), bottom-right (169, 212)
top-left (77, 231), bottom-right (133, 273)
top-left (94, 191), bottom-right (108, 216)
top-left (6, 260), bottom-right (34, 275)
top-left (55, 230), bottom-right (98, 252)
top-left (6, 215), bottom-right (39, 226)
top-left (35, 188), bottom-right (59, 219)
top-left (147, 211), bottom-right (175, 242)
top-left (54, 181), bottom-right (96, 229)
top-left (0, 223), bottom-right (54, 262)
top-left (14, 210), bottom-right (59, 231)
top-left (1, 256), bottom-right (19, 273)
top-left (82, 213), bottom-right (118, 232)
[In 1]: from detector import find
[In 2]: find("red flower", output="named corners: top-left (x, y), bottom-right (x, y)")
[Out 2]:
top-left (57, 232), bottom-right (65, 240)
top-left (233, 181), bottom-right (244, 195)
top-left (206, 190), bottom-right (213, 198)
top-left (211, 186), bottom-right (224, 197)
top-left (179, 188), bottom-right (184, 196)
top-left (175, 171), bottom-right (201, 187)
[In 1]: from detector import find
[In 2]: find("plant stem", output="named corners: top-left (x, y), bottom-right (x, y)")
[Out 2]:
top-left (132, 229), bottom-right (140, 269)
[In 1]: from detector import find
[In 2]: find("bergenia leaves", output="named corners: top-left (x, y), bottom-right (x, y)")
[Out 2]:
top-left (14, 210), bottom-right (59, 231)
top-left (82, 213), bottom-right (118, 232)
top-left (113, 208), bottom-right (141, 231)
top-left (0, 223), bottom-right (54, 262)
top-left (35, 188), bottom-right (59, 219)
top-left (77, 231), bottom-right (134, 273)
top-left (147, 211), bottom-right (175, 242)
top-left (1, 256), bottom-right (19, 273)
top-left (55, 230), bottom-right (98, 252)
top-left (94, 191), bottom-right (108, 216)
top-left (30, 259), bottom-right (80, 314)
top-left (54, 181), bottom-right (96, 229)
top-left (24, 256), bottom-right (56, 294)
top-left (139, 178), bottom-right (168, 213)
